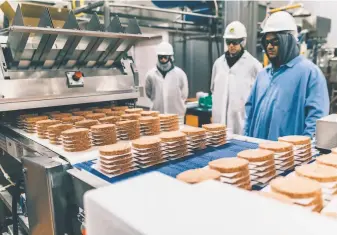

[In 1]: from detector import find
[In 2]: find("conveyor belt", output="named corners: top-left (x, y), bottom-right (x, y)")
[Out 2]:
top-left (73, 139), bottom-right (259, 184)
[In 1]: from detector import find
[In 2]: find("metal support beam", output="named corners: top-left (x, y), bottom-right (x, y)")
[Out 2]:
top-left (104, 0), bottom-right (110, 29)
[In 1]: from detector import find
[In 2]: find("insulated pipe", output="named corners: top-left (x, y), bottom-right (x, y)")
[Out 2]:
top-left (109, 3), bottom-right (220, 19)
top-left (104, 0), bottom-right (110, 29)
top-left (73, 1), bottom-right (104, 15)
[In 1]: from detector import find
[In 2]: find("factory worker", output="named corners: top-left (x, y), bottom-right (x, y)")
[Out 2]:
top-left (145, 41), bottom-right (189, 116)
top-left (244, 11), bottom-right (329, 140)
top-left (211, 21), bottom-right (262, 134)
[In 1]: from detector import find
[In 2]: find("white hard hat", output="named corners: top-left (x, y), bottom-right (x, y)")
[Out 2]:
top-left (261, 11), bottom-right (297, 34)
top-left (156, 41), bottom-right (174, 56)
top-left (223, 21), bottom-right (247, 39)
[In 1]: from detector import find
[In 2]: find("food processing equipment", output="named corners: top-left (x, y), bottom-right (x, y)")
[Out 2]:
top-left (0, 2), bottom-right (160, 234)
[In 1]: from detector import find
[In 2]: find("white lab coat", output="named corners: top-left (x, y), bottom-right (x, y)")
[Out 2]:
top-left (211, 51), bottom-right (262, 134)
top-left (145, 66), bottom-right (189, 116)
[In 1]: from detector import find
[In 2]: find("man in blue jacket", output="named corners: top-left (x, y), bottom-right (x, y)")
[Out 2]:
top-left (244, 11), bottom-right (329, 140)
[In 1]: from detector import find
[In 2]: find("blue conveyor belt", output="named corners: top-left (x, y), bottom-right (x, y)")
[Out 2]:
top-left (73, 139), bottom-right (258, 184)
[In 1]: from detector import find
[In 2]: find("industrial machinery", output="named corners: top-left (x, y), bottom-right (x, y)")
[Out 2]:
top-left (0, 2), bottom-right (160, 234)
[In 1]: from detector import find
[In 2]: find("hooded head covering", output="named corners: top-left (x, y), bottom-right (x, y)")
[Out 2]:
top-left (262, 32), bottom-right (300, 69)
top-left (157, 56), bottom-right (174, 78)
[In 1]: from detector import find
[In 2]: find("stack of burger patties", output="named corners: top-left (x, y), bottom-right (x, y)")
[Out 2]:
top-left (202, 124), bottom-right (227, 146)
top-left (278, 135), bottom-right (312, 165)
top-left (116, 120), bottom-right (140, 140)
top-left (98, 143), bottom-right (134, 176)
top-left (16, 114), bottom-right (37, 129)
top-left (75, 120), bottom-right (99, 129)
top-left (159, 131), bottom-right (188, 160)
top-left (61, 116), bottom-right (85, 125)
top-left (121, 113), bottom-right (141, 121)
top-left (181, 126), bottom-right (207, 151)
top-left (47, 124), bottom-right (73, 145)
top-left (90, 124), bottom-right (117, 146)
top-left (269, 176), bottom-right (323, 212)
top-left (93, 108), bottom-right (113, 114)
top-left (36, 120), bottom-right (60, 139)
top-left (176, 168), bottom-right (221, 184)
top-left (208, 157), bottom-right (252, 190)
top-left (61, 128), bottom-right (91, 152)
top-left (295, 163), bottom-right (337, 204)
top-left (99, 116), bottom-right (121, 125)
top-left (23, 116), bottom-right (49, 133)
top-left (259, 141), bottom-right (295, 171)
top-left (140, 111), bottom-right (159, 117)
top-left (237, 149), bottom-right (276, 185)
top-left (139, 116), bottom-right (161, 136)
top-left (159, 114), bottom-right (180, 132)
top-left (72, 110), bottom-right (93, 117)
top-left (125, 108), bottom-right (143, 114)
top-left (85, 113), bottom-right (106, 121)
top-left (50, 113), bottom-right (72, 120)
top-left (132, 136), bottom-right (164, 168)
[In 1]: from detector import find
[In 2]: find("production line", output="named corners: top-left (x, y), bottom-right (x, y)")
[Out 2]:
top-left (0, 2), bottom-right (336, 235)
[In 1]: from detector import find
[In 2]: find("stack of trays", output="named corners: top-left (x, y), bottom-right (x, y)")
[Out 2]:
top-left (270, 176), bottom-right (323, 212)
top-left (159, 131), bottom-right (188, 160)
top-left (116, 120), bottom-right (140, 140)
top-left (295, 163), bottom-right (337, 204)
top-left (278, 136), bottom-right (312, 165)
top-left (61, 116), bottom-right (85, 125)
top-left (72, 111), bottom-right (93, 117)
top-left (159, 114), bottom-right (179, 132)
top-left (107, 111), bottom-right (125, 117)
top-left (36, 120), bottom-right (60, 139)
top-left (51, 113), bottom-right (72, 120)
top-left (140, 111), bottom-right (159, 117)
top-left (208, 157), bottom-right (251, 190)
top-left (112, 106), bottom-right (129, 111)
top-left (238, 149), bottom-right (276, 185)
top-left (85, 113), bottom-right (106, 121)
top-left (121, 113), bottom-right (141, 121)
top-left (47, 124), bottom-right (73, 145)
top-left (259, 141), bottom-right (295, 171)
top-left (99, 116), bottom-right (121, 125)
top-left (93, 108), bottom-right (112, 114)
top-left (75, 120), bottom-right (99, 129)
top-left (202, 124), bottom-right (227, 146)
top-left (90, 124), bottom-right (117, 146)
top-left (98, 143), bottom-right (135, 176)
top-left (23, 116), bottom-right (49, 133)
top-left (139, 117), bottom-right (161, 136)
top-left (181, 126), bottom-right (207, 151)
top-left (132, 136), bottom-right (164, 168)
top-left (125, 108), bottom-right (143, 114)
top-left (316, 154), bottom-right (337, 168)
top-left (16, 114), bottom-right (37, 129)
top-left (176, 168), bottom-right (221, 184)
top-left (61, 128), bottom-right (91, 152)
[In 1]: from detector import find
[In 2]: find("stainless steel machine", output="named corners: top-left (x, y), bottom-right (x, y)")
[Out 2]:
top-left (0, 3), bottom-right (159, 235)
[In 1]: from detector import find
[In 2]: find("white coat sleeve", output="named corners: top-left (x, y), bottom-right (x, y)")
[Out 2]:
top-left (180, 71), bottom-right (189, 101)
top-left (210, 62), bottom-right (217, 93)
top-left (145, 73), bottom-right (153, 100)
